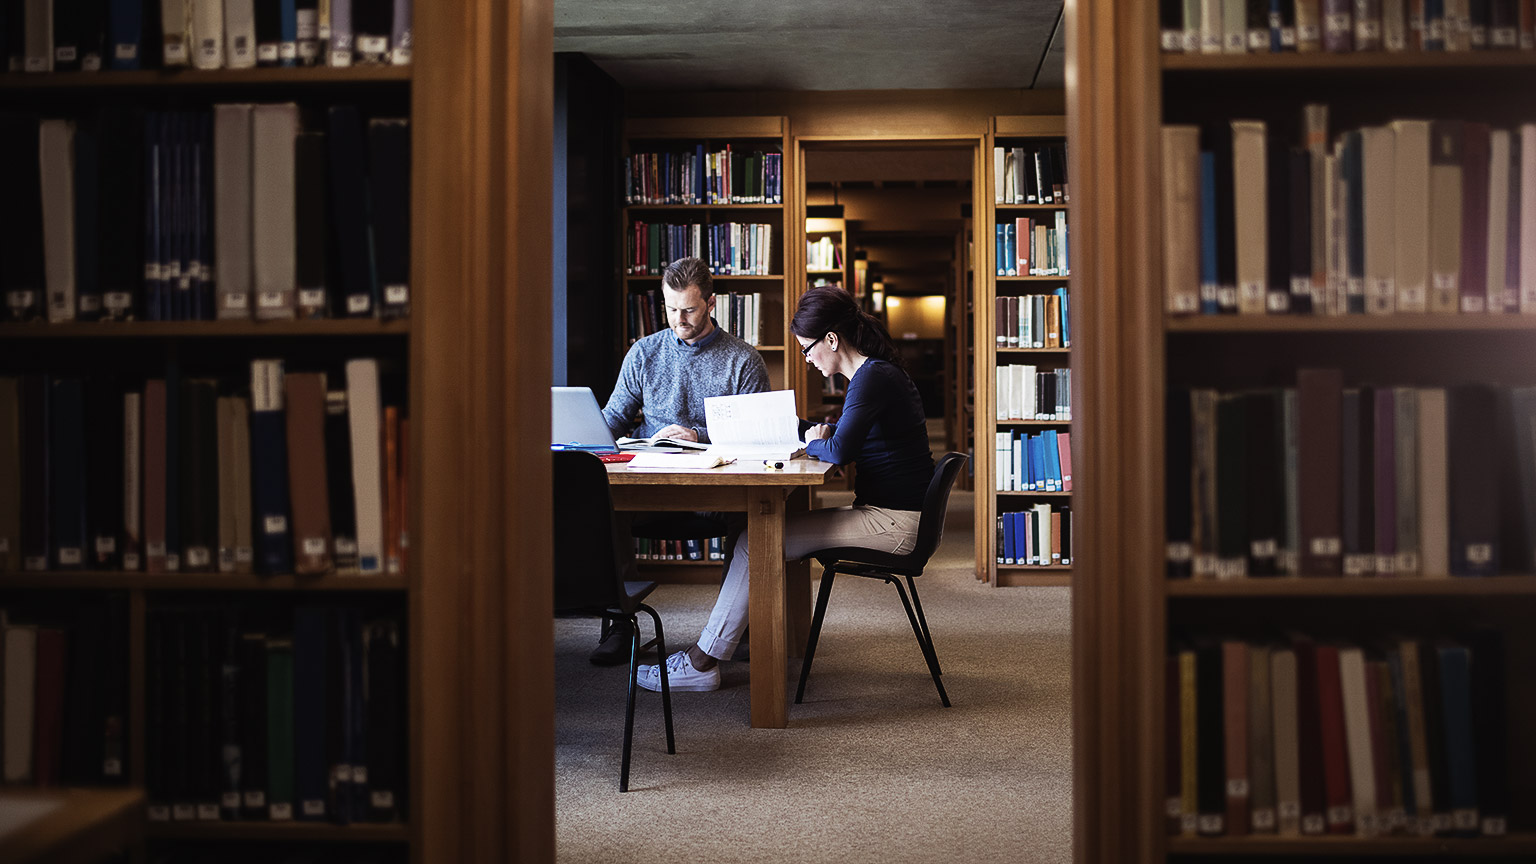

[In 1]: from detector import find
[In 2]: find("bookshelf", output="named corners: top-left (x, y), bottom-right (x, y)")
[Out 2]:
top-left (619, 116), bottom-right (792, 393)
top-left (947, 221), bottom-right (975, 488)
top-left (1073, 2), bottom-right (1536, 859)
top-left (0, 31), bottom-right (434, 864)
top-left (979, 115), bottom-right (1072, 587)
top-left (805, 214), bottom-right (849, 417)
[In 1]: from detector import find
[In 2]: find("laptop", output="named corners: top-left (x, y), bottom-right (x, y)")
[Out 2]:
top-left (550, 386), bottom-right (619, 452)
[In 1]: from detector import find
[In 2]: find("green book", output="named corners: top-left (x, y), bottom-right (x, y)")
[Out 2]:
top-left (266, 637), bottom-right (296, 820)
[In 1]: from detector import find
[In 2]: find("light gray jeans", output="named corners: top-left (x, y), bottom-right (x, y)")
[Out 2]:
top-left (696, 505), bottom-right (924, 660)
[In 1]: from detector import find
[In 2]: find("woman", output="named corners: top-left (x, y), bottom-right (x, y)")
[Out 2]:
top-left (638, 285), bottom-right (934, 692)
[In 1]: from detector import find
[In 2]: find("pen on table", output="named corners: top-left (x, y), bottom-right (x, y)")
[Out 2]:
top-left (762, 460), bottom-right (785, 470)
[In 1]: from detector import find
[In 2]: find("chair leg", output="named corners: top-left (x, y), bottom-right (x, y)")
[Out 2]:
top-left (795, 567), bottom-right (837, 704)
top-left (906, 575), bottom-right (941, 677)
top-left (891, 578), bottom-right (951, 708)
top-left (639, 603), bottom-right (675, 755)
top-left (621, 614), bottom-right (640, 792)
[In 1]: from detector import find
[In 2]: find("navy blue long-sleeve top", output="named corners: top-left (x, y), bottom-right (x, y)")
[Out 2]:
top-left (804, 359), bottom-right (933, 512)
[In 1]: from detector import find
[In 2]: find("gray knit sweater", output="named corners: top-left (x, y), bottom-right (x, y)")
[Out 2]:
top-left (601, 322), bottom-right (769, 442)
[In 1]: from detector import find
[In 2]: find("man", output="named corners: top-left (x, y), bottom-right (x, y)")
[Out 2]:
top-left (591, 256), bottom-right (768, 663)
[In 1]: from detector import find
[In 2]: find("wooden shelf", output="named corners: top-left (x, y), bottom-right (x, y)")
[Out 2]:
top-left (0, 66), bottom-right (411, 89)
top-left (998, 346), bottom-right (1069, 354)
top-left (807, 270), bottom-right (844, 276)
top-left (624, 274), bottom-right (782, 281)
top-left (997, 275), bottom-right (1069, 282)
top-left (998, 490), bottom-right (1072, 498)
top-left (622, 203), bottom-right (783, 211)
top-left (995, 203), bottom-right (1070, 210)
top-left (1165, 834), bottom-right (1536, 855)
top-left (145, 820), bottom-right (410, 842)
top-left (1166, 313), bottom-right (1536, 333)
top-left (1162, 51), bottom-right (1536, 72)
top-left (0, 319), bottom-right (410, 339)
top-left (996, 418), bottom-right (1071, 426)
top-left (0, 572), bottom-right (408, 591)
top-left (1166, 575), bottom-right (1536, 598)
top-left (995, 570), bottom-right (1072, 588)
top-left (636, 559), bottom-right (719, 566)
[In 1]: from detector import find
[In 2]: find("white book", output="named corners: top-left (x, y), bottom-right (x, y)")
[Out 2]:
top-left (1416, 388), bottom-right (1449, 577)
top-left (1033, 502), bottom-right (1052, 563)
top-left (192, 0), bottom-right (225, 67)
top-left (251, 104), bottom-right (298, 320)
top-left (1338, 647), bottom-right (1379, 836)
top-left (1487, 129), bottom-right (1512, 313)
top-left (23, 0), bottom-right (51, 71)
top-left (1523, 125), bottom-right (1536, 313)
top-left (1232, 121), bottom-right (1268, 315)
top-left (3, 625), bottom-right (37, 783)
top-left (1361, 126), bottom-right (1396, 315)
top-left (995, 432), bottom-right (1010, 492)
top-left (214, 104), bottom-right (254, 319)
top-left (1222, 0), bottom-right (1247, 51)
top-left (995, 147), bottom-right (1008, 204)
top-left (39, 120), bottom-right (77, 323)
top-left (328, 0), bottom-right (354, 66)
top-left (1201, 0), bottom-right (1225, 52)
top-left (223, 0), bottom-right (257, 68)
top-left (162, 0), bottom-right (191, 66)
top-left (346, 359), bottom-right (385, 575)
top-left (1391, 120), bottom-right (1430, 314)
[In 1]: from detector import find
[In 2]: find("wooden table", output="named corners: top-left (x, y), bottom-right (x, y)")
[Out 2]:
top-left (0, 787), bottom-right (144, 864)
top-left (607, 458), bottom-right (834, 728)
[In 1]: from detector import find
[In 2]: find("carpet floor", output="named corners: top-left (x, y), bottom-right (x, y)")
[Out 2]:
top-left (554, 482), bottom-right (1073, 864)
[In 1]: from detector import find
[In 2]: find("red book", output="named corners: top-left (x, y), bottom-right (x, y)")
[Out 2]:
top-left (1315, 644), bottom-right (1355, 834)
top-left (1223, 641), bottom-right (1251, 835)
top-left (398, 416), bottom-right (409, 577)
top-left (1293, 639), bottom-right (1328, 834)
top-left (32, 628), bottom-right (67, 786)
top-left (1458, 123), bottom-right (1491, 313)
top-left (1058, 432), bottom-right (1073, 492)
top-left (384, 406), bottom-right (401, 574)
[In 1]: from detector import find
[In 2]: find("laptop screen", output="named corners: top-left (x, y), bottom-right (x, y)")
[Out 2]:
top-left (551, 386), bottom-right (618, 451)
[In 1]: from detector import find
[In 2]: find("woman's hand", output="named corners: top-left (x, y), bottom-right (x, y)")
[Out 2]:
top-left (804, 423), bottom-right (833, 442)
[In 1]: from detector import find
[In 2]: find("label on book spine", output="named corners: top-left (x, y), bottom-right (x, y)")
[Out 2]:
top-left (1279, 801), bottom-right (1302, 820)
top-left (57, 547), bottom-right (82, 566)
top-left (115, 44), bottom-right (138, 61)
top-left (165, 553), bottom-right (180, 571)
top-left (298, 288), bottom-right (326, 309)
top-left (269, 802), bottom-right (293, 821)
top-left (1462, 295), bottom-right (1486, 313)
top-left (122, 552), bottom-right (140, 570)
top-left (55, 46), bottom-right (78, 63)
top-left (104, 292), bottom-right (133, 311)
top-left (79, 295), bottom-right (101, 314)
top-left (1251, 807), bottom-right (1276, 830)
top-left (172, 804), bottom-right (196, 821)
top-left (330, 48), bottom-right (353, 67)
top-left (1301, 813), bottom-right (1325, 834)
top-left (1327, 805), bottom-right (1353, 827)
top-left (1484, 816), bottom-right (1508, 836)
top-left (347, 294), bottom-right (372, 314)
top-left (103, 757), bottom-right (122, 777)
top-left (384, 284), bottom-right (409, 306)
top-left (371, 790), bottom-right (395, 808)
top-left (302, 800), bottom-right (325, 817)
top-left (1467, 543), bottom-right (1493, 565)
top-left (7, 290), bottom-right (36, 311)
top-left (358, 35), bottom-right (388, 54)
top-left (1161, 31), bottom-right (1181, 51)
top-left (222, 291), bottom-right (249, 311)
top-left (24, 556), bottom-right (47, 571)
top-left (236, 547), bottom-right (254, 564)
top-left (1266, 291), bottom-right (1290, 312)
top-left (163, 41), bottom-right (188, 65)
top-left (302, 537), bottom-right (326, 555)
top-left (1452, 809), bottom-right (1478, 830)
top-left (1165, 796), bottom-right (1182, 817)
top-left (83, 53), bottom-right (102, 71)
top-left (1375, 555), bottom-right (1396, 574)
top-left (257, 290), bottom-right (286, 309)
top-left (258, 44), bottom-right (279, 62)
top-left (147, 805), bottom-right (170, 821)
top-left (1226, 779), bottom-right (1251, 796)
top-left (263, 515), bottom-right (288, 535)
top-left (186, 547), bottom-right (211, 568)
top-left (219, 549), bottom-right (234, 572)
top-left (1197, 814), bottom-right (1224, 834)
top-left (1309, 536), bottom-right (1342, 555)
top-left (244, 790), bottom-right (266, 808)
top-left (280, 42), bottom-right (298, 61)
top-left (1396, 552), bottom-right (1419, 573)
top-left (197, 804), bottom-right (220, 820)
top-left (221, 792), bottom-right (240, 809)
top-left (24, 56), bottom-right (47, 73)
top-left (197, 39), bottom-right (220, 64)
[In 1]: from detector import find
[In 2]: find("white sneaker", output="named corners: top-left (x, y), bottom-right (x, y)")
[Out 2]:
top-left (638, 650), bottom-right (721, 693)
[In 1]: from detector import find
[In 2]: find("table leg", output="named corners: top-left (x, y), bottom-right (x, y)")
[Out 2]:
top-left (784, 486), bottom-right (812, 658)
top-left (746, 487), bottom-right (788, 728)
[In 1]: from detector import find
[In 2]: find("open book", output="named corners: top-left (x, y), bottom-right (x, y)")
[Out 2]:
top-left (616, 435), bottom-right (710, 452)
top-left (702, 390), bottom-right (807, 461)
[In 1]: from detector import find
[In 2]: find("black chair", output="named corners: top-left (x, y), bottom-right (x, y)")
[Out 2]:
top-left (795, 451), bottom-right (969, 709)
top-left (552, 450), bottom-right (675, 792)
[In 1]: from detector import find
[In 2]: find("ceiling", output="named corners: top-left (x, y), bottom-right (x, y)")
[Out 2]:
top-left (553, 0), bottom-right (1065, 92)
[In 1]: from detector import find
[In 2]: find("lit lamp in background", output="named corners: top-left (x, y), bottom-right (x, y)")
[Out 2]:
top-left (871, 281), bottom-right (885, 313)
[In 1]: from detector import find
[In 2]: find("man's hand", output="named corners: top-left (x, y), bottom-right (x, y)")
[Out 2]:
top-left (804, 424), bottom-right (833, 442)
top-left (653, 424), bottom-right (699, 442)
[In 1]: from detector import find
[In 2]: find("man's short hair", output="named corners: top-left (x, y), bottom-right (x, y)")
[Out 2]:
top-left (662, 257), bottom-right (714, 299)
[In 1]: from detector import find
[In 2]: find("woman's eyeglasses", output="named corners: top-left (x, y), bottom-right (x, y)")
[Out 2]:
top-left (799, 334), bottom-right (826, 357)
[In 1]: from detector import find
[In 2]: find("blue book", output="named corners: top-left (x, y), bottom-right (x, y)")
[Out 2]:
top-left (1030, 434), bottom-right (1048, 493)
top-left (1055, 287), bottom-right (1069, 346)
top-left (1199, 151), bottom-right (1218, 315)
top-left (995, 223), bottom-right (1006, 276)
top-left (250, 360), bottom-right (295, 575)
top-left (1425, 0), bottom-right (1446, 49)
top-left (1004, 223), bottom-right (1017, 276)
top-left (280, 0), bottom-right (298, 66)
top-left (144, 113), bottom-right (163, 321)
top-left (294, 607), bottom-right (329, 821)
top-left (1043, 430), bottom-right (1062, 492)
top-left (1002, 512), bottom-right (1016, 564)
top-left (107, 0), bottom-right (142, 68)
top-left (1436, 644), bottom-right (1479, 834)
top-left (1012, 511), bottom-right (1028, 564)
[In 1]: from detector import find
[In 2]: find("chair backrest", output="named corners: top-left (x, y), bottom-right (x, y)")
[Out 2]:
top-left (907, 451), bottom-right (970, 568)
top-left (551, 450), bottom-right (634, 613)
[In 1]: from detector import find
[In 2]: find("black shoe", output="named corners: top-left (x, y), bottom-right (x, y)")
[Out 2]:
top-left (589, 621), bottom-right (634, 666)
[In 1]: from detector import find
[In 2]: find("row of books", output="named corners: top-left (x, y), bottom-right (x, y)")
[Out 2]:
top-left (995, 216), bottom-right (1070, 277)
top-left (626, 221), bottom-right (776, 278)
top-left (1, 600), bottom-right (128, 785)
top-left (1161, 0), bottom-right (1536, 55)
top-left (145, 605), bottom-right (403, 824)
top-left (626, 291), bottom-right (765, 347)
top-left (995, 364), bottom-right (1072, 422)
top-left (995, 505), bottom-right (1073, 566)
top-left (995, 430), bottom-right (1073, 493)
top-left (1167, 635), bottom-right (1506, 838)
top-left (992, 144), bottom-right (1069, 206)
top-left (994, 292), bottom-right (1070, 350)
top-left (633, 536), bottom-right (725, 562)
top-left (806, 236), bottom-right (843, 272)
top-left (623, 147), bottom-right (783, 206)
top-left (4, 105), bottom-right (409, 323)
top-left (1166, 375), bottom-right (1536, 580)
top-left (7, 0), bottom-right (410, 73)
top-left (1162, 107), bottom-right (1536, 317)
top-left (0, 358), bottom-right (407, 577)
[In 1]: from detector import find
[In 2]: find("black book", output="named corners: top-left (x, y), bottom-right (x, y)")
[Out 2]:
top-left (345, 608), bottom-right (368, 820)
top-left (295, 0), bottom-right (318, 63)
top-left (195, 112), bottom-right (214, 320)
top-left (1195, 643), bottom-right (1226, 834)
top-left (1468, 630), bottom-right (1508, 835)
top-left (178, 379), bottom-right (218, 571)
top-left (1160, 0), bottom-right (1182, 47)
top-left (327, 106), bottom-right (375, 317)
top-left (168, 611), bottom-right (192, 817)
top-left (62, 602), bottom-right (106, 783)
top-left (1246, 0), bottom-right (1269, 48)
top-left (102, 593), bottom-right (127, 780)
top-left (1470, 0), bottom-right (1492, 45)
top-left (141, 0), bottom-right (162, 68)
top-left (366, 617), bottom-right (401, 821)
top-left (219, 617), bottom-right (242, 819)
top-left (293, 606), bottom-right (329, 821)
top-left (325, 389), bottom-right (359, 570)
top-left (239, 630), bottom-right (269, 818)
top-left (1265, 132), bottom-right (1291, 313)
top-left (1059, 506), bottom-right (1071, 566)
top-left (193, 614), bottom-right (221, 819)
top-left (53, 0), bottom-right (84, 70)
top-left (1021, 147), bottom-right (1038, 204)
top-left (1165, 388), bottom-right (1193, 578)
top-left (1449, 385), bottom-right (1500, 576)
top-left (1, 114), bottom-right (45, 321)
top-left (79, 0), bottom-right (106, 68)
top-left (74, 113), bottom-right (103, 320)
top-left (3, 0), bottom-right (22, 69)
top-left (327, 607), bottom-right (354, 823)
top-left (1418, 640), bottom-right (1453, 834)
top-left (164, 361), bottom-right (181, 569)
top-left (49, 377), bottom-right (88, 570)
top-left (85, 378), bottom-right (124, 568)
top-left (146, 610), bottom-right (167, 817)
top-left (1341, 388), bottom-right (1374, 576)
top-left (1287, 148), bottom-right (1313, 314)
top-left (295, 130), bottom-right (329, 318)
top-left (255, 0), bottom-right (282, 65)
top-left (1244, 390), bottom-right (1282, 576)
top-left (353, 0), bottom-right (391, 62)
top-left (19, 374), bottom-right (49, 570)
top-left (99, 107), bottom-right (143, 321)
top-left (1215, 393), bottom-right (1248, 578)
